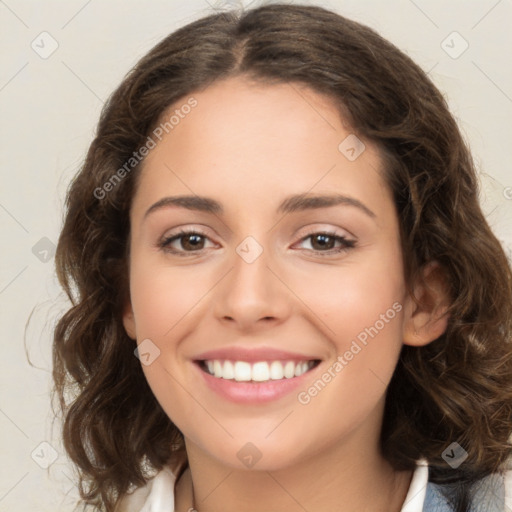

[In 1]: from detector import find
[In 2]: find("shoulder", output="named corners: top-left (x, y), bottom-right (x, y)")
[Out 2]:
top-left (115, 451), bottom-right (188, 512)
top-left (114, 465), bottom-right (178, 512)
top-left (469, 469), bottom-right (511, 511)
top-left (505, 468), bottom-right (512, 510)
top-left (424, 466), bottom-right (512, 512)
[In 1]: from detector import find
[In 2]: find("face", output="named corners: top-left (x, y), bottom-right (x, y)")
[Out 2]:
top-left (123, 76), bottom-right (417, 471)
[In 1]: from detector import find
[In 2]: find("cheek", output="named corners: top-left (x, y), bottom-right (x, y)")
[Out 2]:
top-left (293, 283), bottom-right (404, 452)
top-left (128, 258), bottom-right (220, 417)
top-left (291, 246), bottom-right (405, 408)
top-left (291, 248), bottom-right (404, 350)
top-left (329, 271), bottom-right (403, 348)
top-left (129, 256), bottom-right (215, 339)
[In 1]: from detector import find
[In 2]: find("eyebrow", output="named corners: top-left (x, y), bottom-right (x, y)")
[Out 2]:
top-left (143, 193), bottom-right (376, 219)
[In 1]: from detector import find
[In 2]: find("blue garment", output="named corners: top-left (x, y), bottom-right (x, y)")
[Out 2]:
top-left (423, 472), bottom-right (505, 511)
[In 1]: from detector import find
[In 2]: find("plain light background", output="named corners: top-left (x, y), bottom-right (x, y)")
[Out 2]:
top-left (0, 0), bottom-right (511, 510)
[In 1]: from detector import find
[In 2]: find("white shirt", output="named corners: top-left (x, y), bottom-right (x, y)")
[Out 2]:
top-left (117, 459), bottom-right (431, 511)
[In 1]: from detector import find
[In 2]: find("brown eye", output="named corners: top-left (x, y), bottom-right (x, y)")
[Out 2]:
top-left (310, 233), bottom-right (336, 250)
top-left (160, 229), bottom-right (214, 255)
top-left (296, 231), bottom-right (356, 256)
top-left (179, 233), bottom-right (205, 251)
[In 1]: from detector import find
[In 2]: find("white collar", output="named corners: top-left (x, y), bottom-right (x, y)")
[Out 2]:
top-left (399, 459), bottom-right (429, 512)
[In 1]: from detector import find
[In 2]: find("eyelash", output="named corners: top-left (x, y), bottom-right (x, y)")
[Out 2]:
top-left (158, 229), bottom-right (356, 257)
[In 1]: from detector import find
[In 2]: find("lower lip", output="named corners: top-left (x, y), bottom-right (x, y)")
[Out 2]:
top-left (194, 362), bottom-right (320, 404)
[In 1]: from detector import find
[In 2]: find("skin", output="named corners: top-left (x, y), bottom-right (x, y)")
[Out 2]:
top-left (123, 76), bottom-right (449, 512)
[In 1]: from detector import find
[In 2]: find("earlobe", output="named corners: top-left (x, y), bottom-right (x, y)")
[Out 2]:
top-left (122, 302), bottom-right (137, 340)
top-left (402, 261), bottom-right (451, 347)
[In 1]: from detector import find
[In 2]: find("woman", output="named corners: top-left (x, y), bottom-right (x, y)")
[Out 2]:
top-left (53, 4), bottom-right (512, 511)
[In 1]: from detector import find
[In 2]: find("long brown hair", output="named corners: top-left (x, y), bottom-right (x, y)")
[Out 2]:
top-left (53, 4), bottom-right (512, 511)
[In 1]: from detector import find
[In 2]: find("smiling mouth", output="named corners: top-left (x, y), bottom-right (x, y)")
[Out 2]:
top-left (196, 359), bottom-right (321, 383)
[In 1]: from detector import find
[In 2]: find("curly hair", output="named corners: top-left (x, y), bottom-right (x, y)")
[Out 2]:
top-left (52, 4), bottom-right (512, 511)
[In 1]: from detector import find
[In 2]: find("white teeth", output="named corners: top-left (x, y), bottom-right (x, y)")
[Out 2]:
top-left (284, 361), bottom-right (295, 379)
top-left (233, 361), bottom-right (252, 382)
top-left (203, 359), bottom-right (315, 382)
top-left (223, 360), bottom-right (235, 380)
top-left (252, 362), bottom-right (270, 382)
top-left (213, 360), bottom-right (223, 378)
top-left (269, 361), bottom-right (284, 380)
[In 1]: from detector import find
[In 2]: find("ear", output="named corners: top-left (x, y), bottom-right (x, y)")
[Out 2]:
top-left (402, 261), bottom-right (451, 347)
top-left (122, 300), bottom-right (137, 340)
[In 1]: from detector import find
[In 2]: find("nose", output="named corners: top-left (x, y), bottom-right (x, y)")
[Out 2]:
top-left (212, 242), bottom-right (292, 332)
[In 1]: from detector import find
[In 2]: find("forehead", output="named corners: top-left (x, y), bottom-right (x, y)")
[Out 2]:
top-left (132, 77), bottom-right (392, 222)
top-left (149, 76), bottom-right (353, 163)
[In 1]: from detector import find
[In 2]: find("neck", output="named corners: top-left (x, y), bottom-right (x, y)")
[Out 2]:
top-left (174, 417), bottom-right (413, 512)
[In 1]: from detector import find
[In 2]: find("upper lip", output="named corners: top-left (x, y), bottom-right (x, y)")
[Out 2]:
top-left (194, 346), bottom-right (321, 363)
